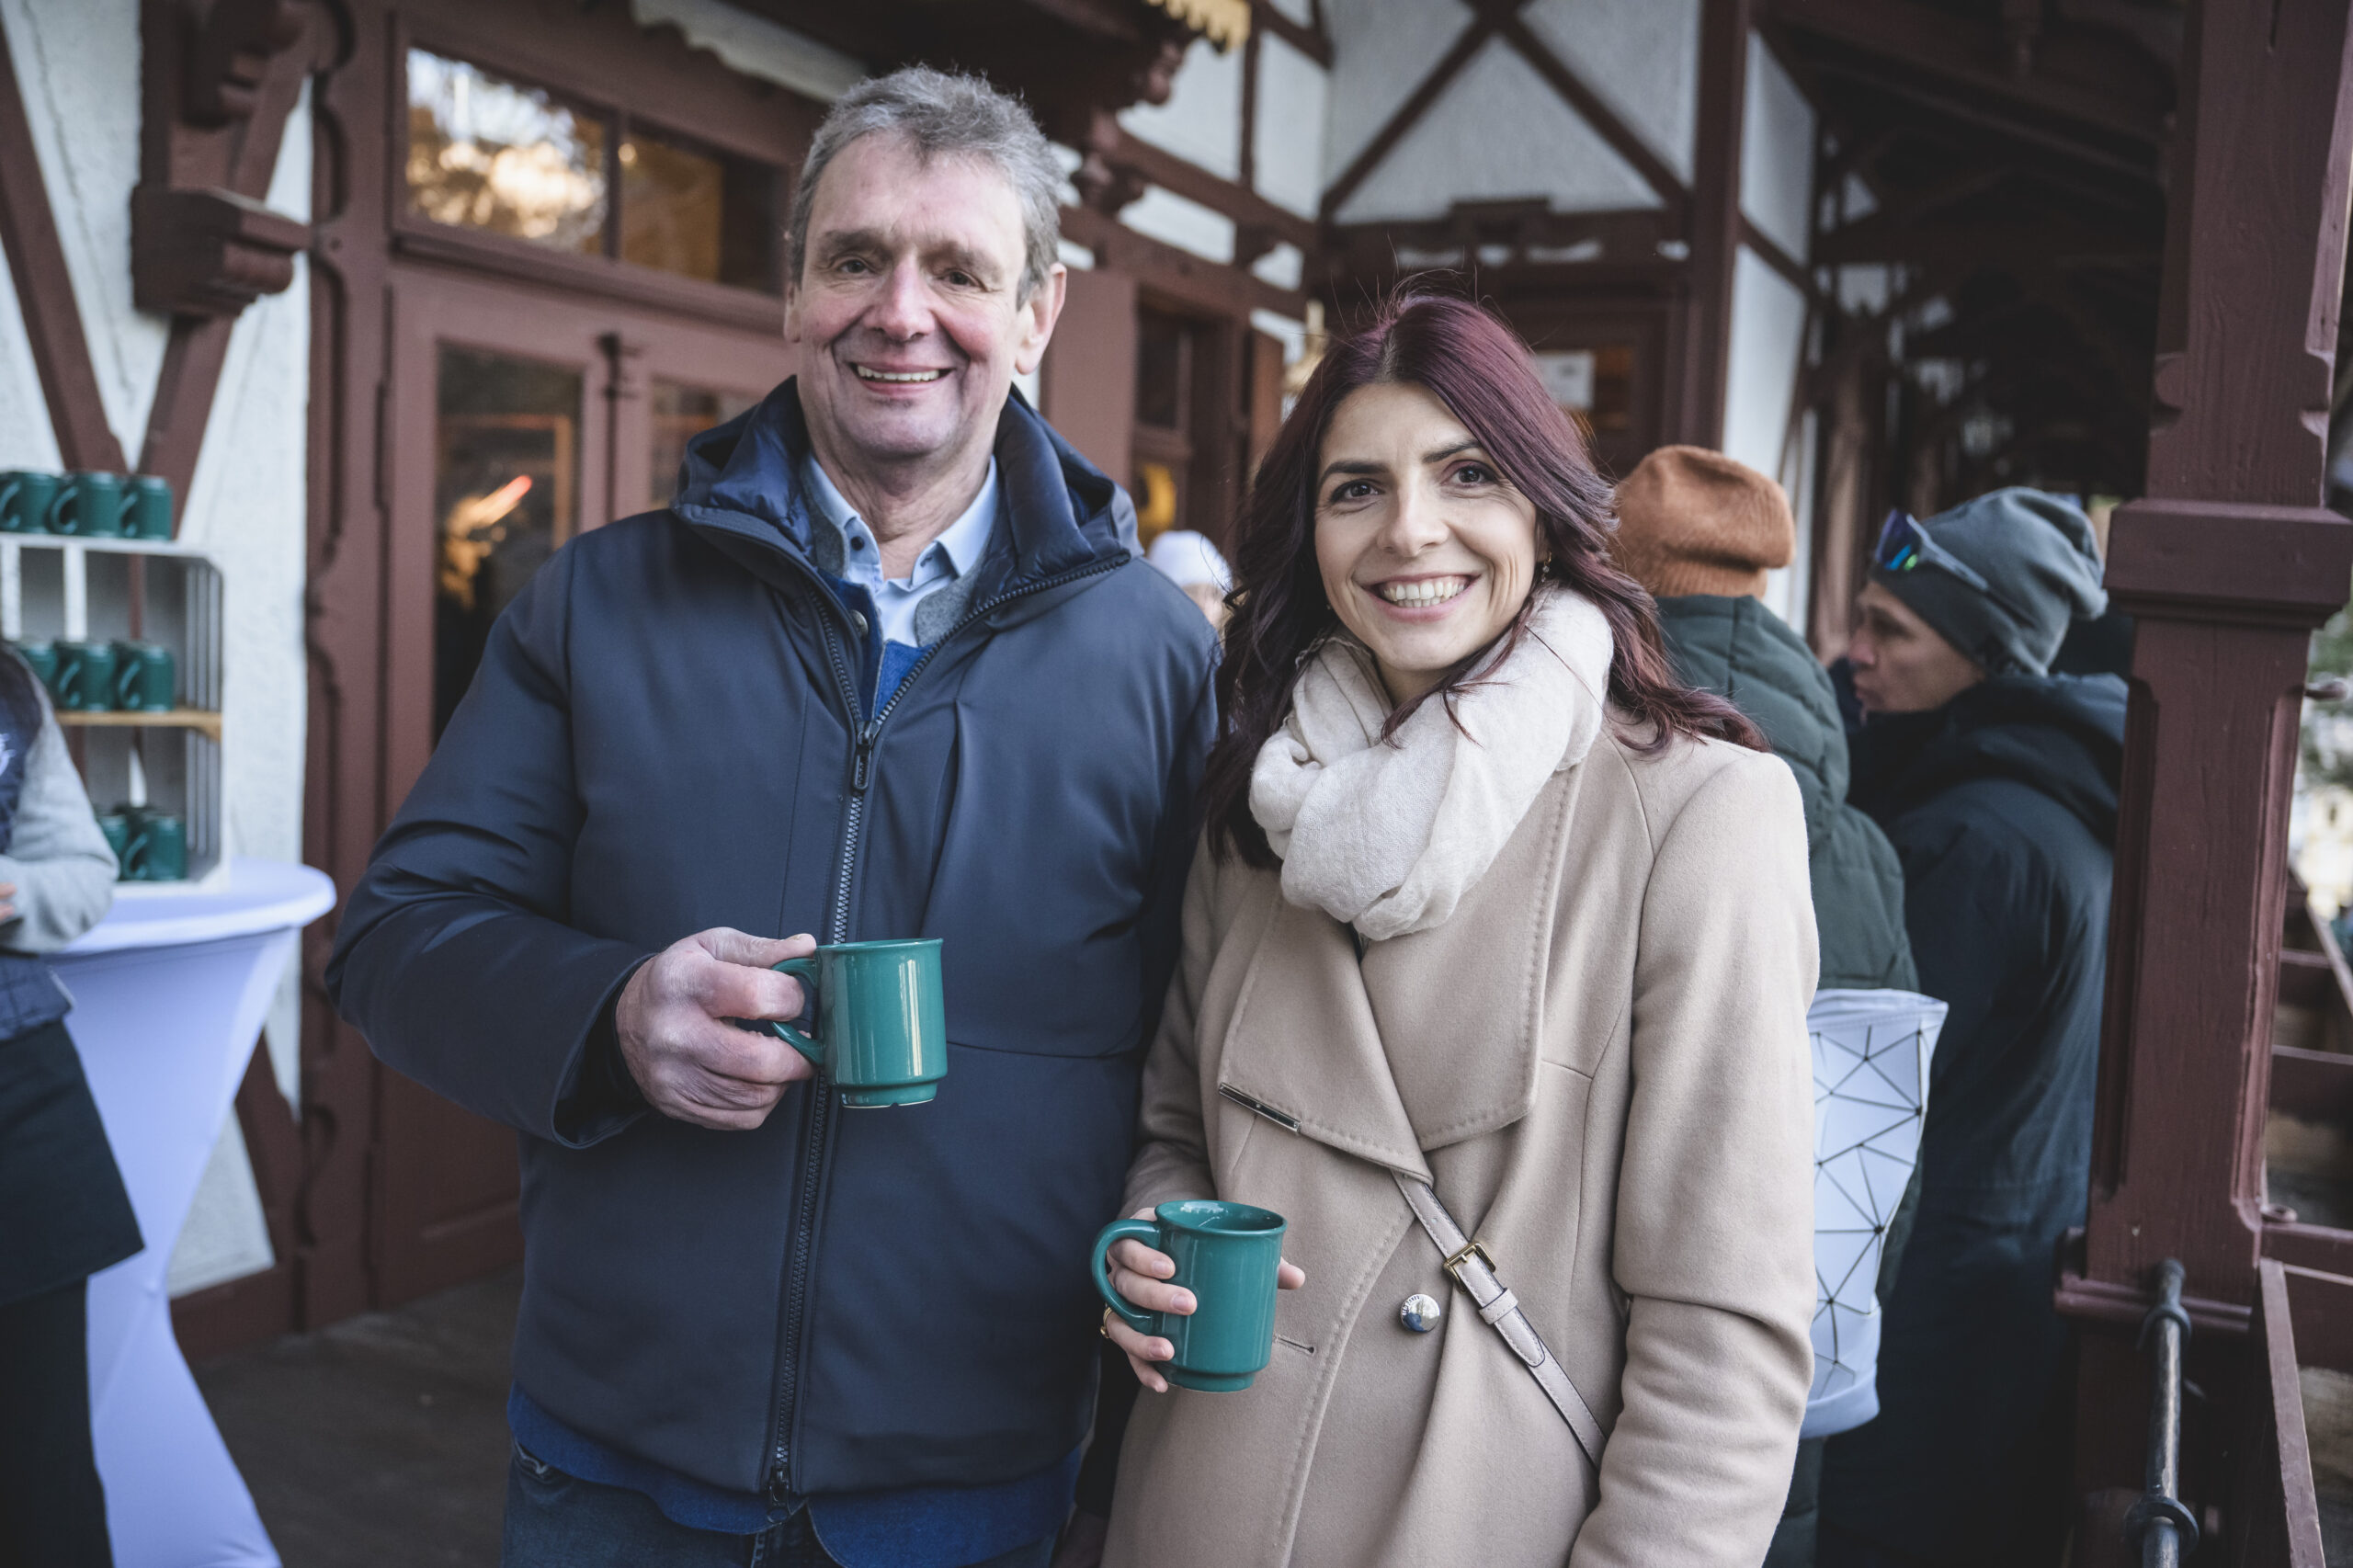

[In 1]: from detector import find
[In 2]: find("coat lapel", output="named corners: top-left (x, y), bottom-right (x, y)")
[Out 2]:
top-left (1361, 768), bottom-right (1574, 1151)
top-left (1216, 888), bottom-right (1431, 1180)
top-left (1219, 768), bottom-right (1582, 1170)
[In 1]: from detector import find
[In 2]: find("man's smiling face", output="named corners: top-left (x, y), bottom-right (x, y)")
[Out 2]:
top-left (785, 132), bottom-right (1062, 480)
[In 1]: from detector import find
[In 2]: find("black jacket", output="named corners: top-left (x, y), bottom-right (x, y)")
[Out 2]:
top-left (1657, 595), bottom-right (1915, 991)
top-left (1821, 673), bottom-right (2127, 1566)
top-left (326, 384), bottom-right (1217, 1503)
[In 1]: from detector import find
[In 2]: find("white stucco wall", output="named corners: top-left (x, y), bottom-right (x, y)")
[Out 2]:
top-left (1322, 0), bottom-right (1472, 187)
top-left (1336, 34), bottom-right (1659, 223)
top-left (1521, 0), bottom-right (1699, 185)
top-left (1741, 33), bottom-right (1814, 264)
top-left (1253, 33), bottom-right (1327, 220)
top-left (1122, 37), bottom-right (1245, 182)
top-left (1722, 245), bottom-right (1812, 627)
top-left (0, 1), bottom-right (314, 1297)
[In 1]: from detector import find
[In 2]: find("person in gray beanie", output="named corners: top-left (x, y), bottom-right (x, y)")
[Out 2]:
top-left (1865, 487), bottom-right (2108, 680)
top-left (1820, 488), bottom-right (2126, 1568)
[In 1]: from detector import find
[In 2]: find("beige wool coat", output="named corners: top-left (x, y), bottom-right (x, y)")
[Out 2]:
top-left (1103, 722), bottom-right (1821, 1568)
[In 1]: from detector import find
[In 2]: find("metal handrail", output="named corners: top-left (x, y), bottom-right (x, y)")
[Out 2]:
top-left (2125, 1258), bottom-right (2200, 1566)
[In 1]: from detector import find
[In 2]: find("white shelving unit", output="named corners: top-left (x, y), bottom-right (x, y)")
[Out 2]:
top-left (0, 535), bottom-right (225, 888)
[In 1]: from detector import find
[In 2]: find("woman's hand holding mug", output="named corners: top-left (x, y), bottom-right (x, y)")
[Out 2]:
top-left (1103, 1204), bottom-right (1306, 1392)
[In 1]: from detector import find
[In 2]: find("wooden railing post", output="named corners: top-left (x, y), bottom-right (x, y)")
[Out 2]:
top-left (2078, 0), bottom-right (2353, 1315)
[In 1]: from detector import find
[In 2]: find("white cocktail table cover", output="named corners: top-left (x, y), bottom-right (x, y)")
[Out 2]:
top-left (63, 858), bottom-right (335, 1568)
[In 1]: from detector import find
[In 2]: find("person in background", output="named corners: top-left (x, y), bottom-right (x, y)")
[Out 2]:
top-left (1817, 489), bottom-right (2121, 1568)
top-left (0, 648), bottom-right (129, 1568)
top-left (326, 67), bottom-right (1213, 1568)
top-left (1143, 529), bottom-right (1231, 633)
top-left (1611, 445), bottom-right (1919, 1568)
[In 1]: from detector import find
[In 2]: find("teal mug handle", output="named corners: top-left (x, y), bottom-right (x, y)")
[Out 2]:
top-left (759, 957), bottom-right (824, 1066)
top-left (119, 823), bottom-right (150, 881)
top-left (1091, 1218), bottom-right (1163, 1336)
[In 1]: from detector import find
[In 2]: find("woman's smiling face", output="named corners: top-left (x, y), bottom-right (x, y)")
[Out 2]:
top-left (1313, 381), bottom-right (1543, 707)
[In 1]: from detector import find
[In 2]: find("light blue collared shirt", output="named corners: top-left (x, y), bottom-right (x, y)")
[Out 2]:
top-left (799, 454), bottom-right (998, 648)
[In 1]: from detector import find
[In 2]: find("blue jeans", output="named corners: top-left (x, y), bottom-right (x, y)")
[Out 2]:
top-left (502, 1445), bottom-right (1058, 1568)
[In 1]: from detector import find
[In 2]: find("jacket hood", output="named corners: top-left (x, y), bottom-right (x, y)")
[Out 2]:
top-left (1848, 672), bottom-right (2128, 845)
top-left (669, 379), bottom-right (1139, 587)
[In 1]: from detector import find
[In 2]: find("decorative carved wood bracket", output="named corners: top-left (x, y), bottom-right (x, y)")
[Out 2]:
top-left (132, 185), bottom-right (308, 317)
top-left (131, 0), bottom-right (322, 494)
top-left (131, 0), bottom-right (312, 321)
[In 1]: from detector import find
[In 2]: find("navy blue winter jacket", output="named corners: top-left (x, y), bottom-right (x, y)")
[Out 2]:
top-left (324, 382), bottom-right (1217, 1504)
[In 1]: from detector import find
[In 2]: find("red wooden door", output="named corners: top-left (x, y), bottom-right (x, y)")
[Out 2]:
top-left (373, 266), bottom-right (791, 1303)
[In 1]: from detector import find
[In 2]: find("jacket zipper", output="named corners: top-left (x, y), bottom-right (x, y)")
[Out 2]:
top-left (763, 550), bottom-right (1128, 1504)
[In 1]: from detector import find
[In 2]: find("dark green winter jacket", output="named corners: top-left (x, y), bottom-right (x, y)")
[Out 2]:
top-left (1657, 595), bottom-right (1917, 991)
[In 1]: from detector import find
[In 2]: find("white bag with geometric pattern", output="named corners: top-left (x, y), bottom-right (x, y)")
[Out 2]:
top-left (1802, 987), bottom-right (1948, 1439)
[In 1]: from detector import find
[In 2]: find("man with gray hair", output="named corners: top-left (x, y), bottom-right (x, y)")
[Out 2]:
top-left (327, 65), bottom-right (1213, 1568)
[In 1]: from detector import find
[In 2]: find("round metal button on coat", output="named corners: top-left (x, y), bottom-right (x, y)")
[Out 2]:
top-left (1400, 1292), bottom-right (1443, 1333)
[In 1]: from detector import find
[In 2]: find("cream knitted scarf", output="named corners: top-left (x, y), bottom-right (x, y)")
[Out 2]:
top-left (1249, 587), bottom-right (1618, 940)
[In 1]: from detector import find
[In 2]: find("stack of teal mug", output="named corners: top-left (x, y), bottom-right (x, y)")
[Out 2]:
top-left (0, 470), bottom-right (172, 539)
top-left (97, 805), bottom-right (188, 882)
top-left (10, 639), bottom-right (175, 712)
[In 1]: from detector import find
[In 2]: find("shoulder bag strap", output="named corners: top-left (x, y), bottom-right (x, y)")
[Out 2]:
top-left (1392, 1167), bottom-right (1607, 1471)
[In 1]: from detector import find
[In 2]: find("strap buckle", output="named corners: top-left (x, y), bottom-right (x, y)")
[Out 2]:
top-left (1442, 1238), bottom-right (1495, 1281)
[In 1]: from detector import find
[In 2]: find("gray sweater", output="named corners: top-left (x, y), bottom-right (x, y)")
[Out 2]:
top-left (0, 693), bottom-right (116, 953)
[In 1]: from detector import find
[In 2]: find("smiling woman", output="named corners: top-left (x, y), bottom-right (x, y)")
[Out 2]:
top-left (1098, 294), bottom-right (1816, 1568)
top-left (1199, 291), bottom-right (1761, 862)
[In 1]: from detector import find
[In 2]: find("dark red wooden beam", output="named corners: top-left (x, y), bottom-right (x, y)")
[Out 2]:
top-left (1677, 0), bottom-right (1750, 448)
top-left (1101, 124), bottom-right (1318, 256)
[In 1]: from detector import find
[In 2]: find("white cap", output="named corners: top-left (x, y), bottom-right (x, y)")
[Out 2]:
top-left (1146, 529), bottom-right (1232, 592)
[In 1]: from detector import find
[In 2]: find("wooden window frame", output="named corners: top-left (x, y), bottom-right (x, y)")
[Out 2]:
top-left (392, 16), bottom-right (810, 332)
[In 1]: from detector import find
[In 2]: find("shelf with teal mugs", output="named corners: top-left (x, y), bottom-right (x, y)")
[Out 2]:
top-left (0, 530), bottom-right (224, 889)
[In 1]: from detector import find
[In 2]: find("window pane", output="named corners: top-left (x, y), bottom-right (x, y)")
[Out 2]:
top-left (620, 128), bottom-right (779, 291)
top-left (1136, 311), bottom-right (1188, 430)
top-left (436, 347), bottom-right (581, 738)
top-left (407, 50), bottom-right (607, 256)
top-left (649, 380), bottom-right (759, 512)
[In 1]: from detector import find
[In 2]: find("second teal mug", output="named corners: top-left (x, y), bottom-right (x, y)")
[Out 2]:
top-left (111, 641), bottom-right (175, 711)
top-left (749, 937), bottom-right (946, 1108)
top-left (54, 640), bottom-right (117, 711)
top-left (1092, 1199), bottom-right (1288, 1392)
top-left (51, 472), bottom-right (126, 538)
top-left (129, 812), bottom-right (188, 881)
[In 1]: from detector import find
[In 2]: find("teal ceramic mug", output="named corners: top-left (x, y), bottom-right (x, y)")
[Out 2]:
top-left (748, 938), bottom-right (946, 1108)
top-left (51, 472), bottom-right (127, 538)
top-left (124, 475), bottom-right (173, 540)
top-left (1092, 1199), bottom-right (1288, 1392)
top-left (0, 470), bottom-right (58, 533)
top-left (12, 639), bottom-right (57, 694)
top-left (97, 812), bottom-right (132, 870)
top-left (110, 641), bottom-right (175, 711)
top-left (54, 640), bottom-right (117, 711)
top-left (126, 812), bottom-right (188, 881)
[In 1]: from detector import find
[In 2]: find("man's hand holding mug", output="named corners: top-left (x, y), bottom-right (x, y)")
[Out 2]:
top-left (615, 928), bottom-right (817, 1130)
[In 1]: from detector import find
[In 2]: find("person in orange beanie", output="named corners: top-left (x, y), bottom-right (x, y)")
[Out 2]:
top-left (1613, 445), bottom-right (1919, 1568)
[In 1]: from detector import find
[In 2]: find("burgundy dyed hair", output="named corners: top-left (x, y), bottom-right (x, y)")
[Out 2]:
top-left (1203, 291), bottom-right (1767, 868)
